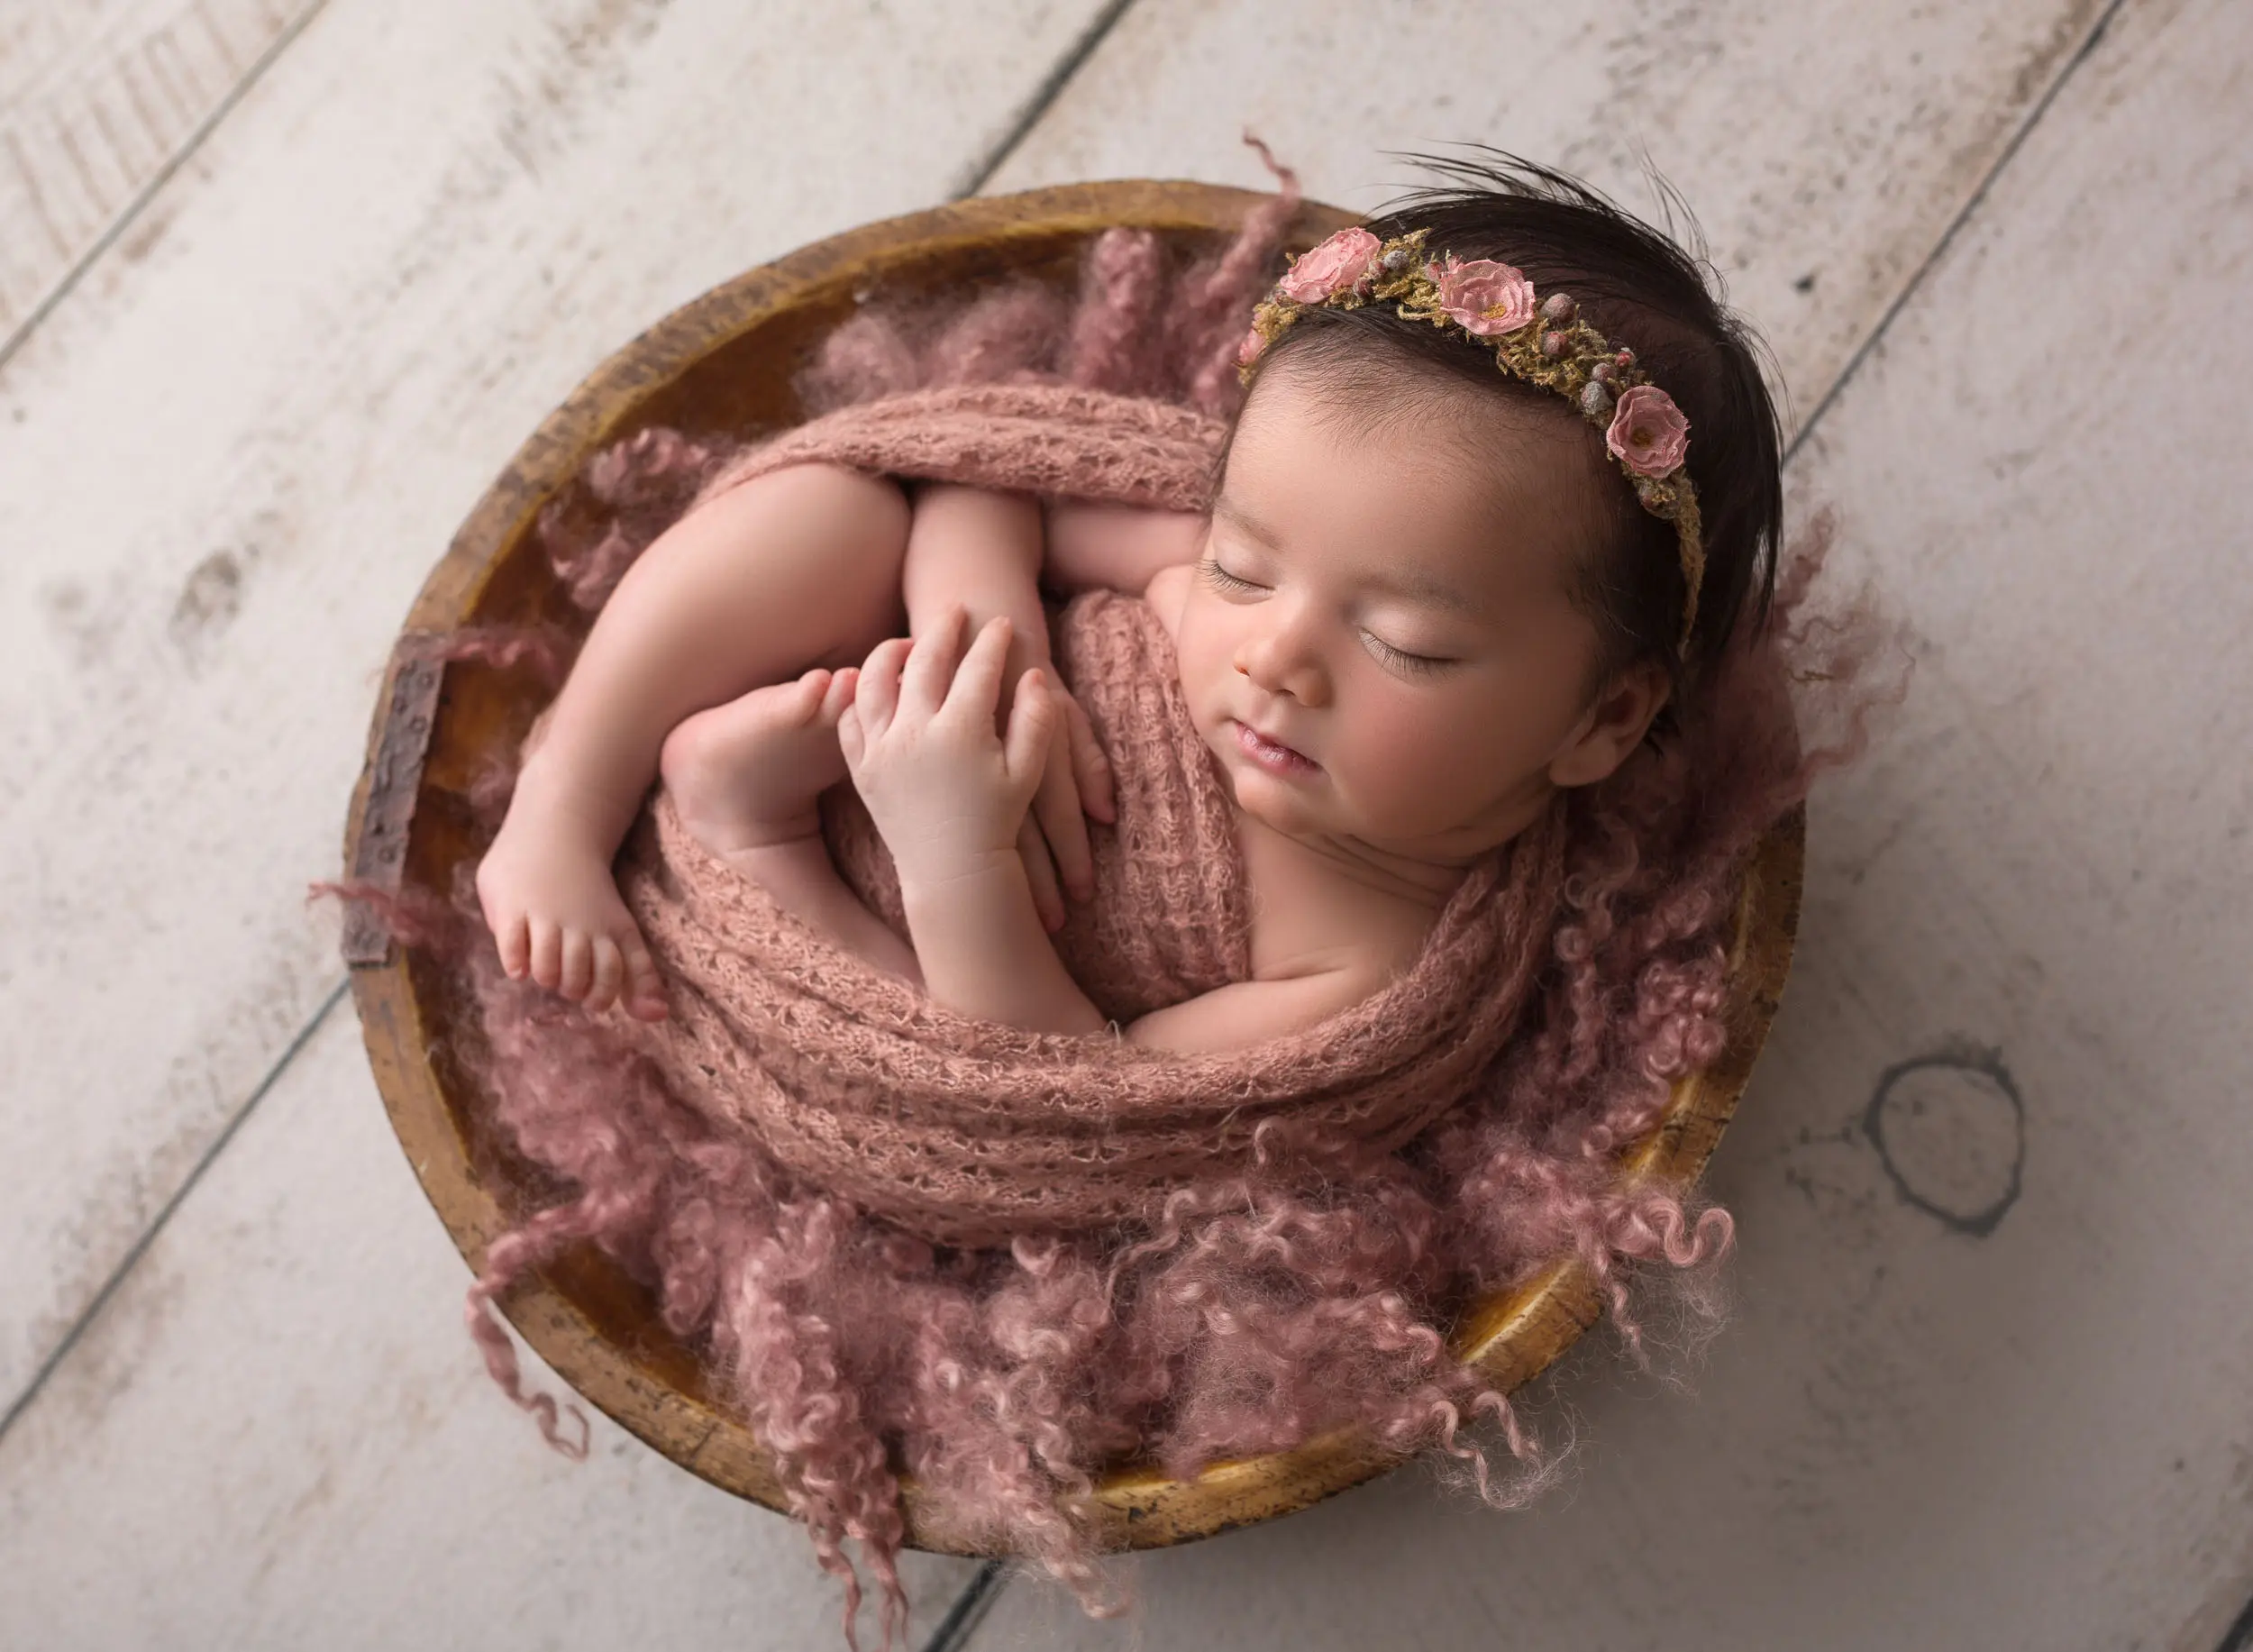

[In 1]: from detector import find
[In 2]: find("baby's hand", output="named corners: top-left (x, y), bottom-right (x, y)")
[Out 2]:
top-left (838, 607), bottom-right (1057, 895)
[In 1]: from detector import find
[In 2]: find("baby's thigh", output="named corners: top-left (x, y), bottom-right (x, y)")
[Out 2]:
top-left (695, 461), bottom-right (911, 667)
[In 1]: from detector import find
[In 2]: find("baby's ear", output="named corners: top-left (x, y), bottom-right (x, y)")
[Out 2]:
top-left (1546, 658), bottom-right (1671, 789)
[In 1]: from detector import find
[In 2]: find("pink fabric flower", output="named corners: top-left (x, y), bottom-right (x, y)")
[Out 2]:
top-left (1606, 384), bottom-right (1691, 476)
top-left (1428, 255), bottom-right (1537, 337)
top-left (1278, 227), bottom-right (1380, 302)
top-left (1236, 324), bottom-right (1265, 368)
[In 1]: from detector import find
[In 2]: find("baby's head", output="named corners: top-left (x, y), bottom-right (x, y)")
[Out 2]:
top-left (1176, 155), bottom-right (1783, 872)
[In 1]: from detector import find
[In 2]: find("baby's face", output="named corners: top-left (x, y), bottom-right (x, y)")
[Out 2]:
top-left (1175, 366), bottom-right (1621, 867)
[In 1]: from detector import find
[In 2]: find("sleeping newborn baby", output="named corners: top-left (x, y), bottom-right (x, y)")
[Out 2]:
top-left (474, 164), bottom-right (1782, 1054)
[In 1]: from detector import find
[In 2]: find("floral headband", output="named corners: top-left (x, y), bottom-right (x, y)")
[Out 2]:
top-left (1237, 226), bottom-right (1707, 650)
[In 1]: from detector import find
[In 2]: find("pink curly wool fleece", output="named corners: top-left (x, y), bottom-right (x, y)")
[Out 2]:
top-left (338, 154), bottom-right (1885, 1652)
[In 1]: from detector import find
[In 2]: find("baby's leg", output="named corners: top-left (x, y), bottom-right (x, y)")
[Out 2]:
top-left (478, 464), bottom-right (912, 1016)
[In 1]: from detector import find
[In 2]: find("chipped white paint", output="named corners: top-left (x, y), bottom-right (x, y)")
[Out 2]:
top-left (966, 0), bottom-right (2253, 1647)
top-left (0, 0), bottom-right (319, 342)
top-left (0, 0), bottom-right (1117, 1414)
top-left (988, 0), bottom-right (2111, 432)
top-left (0, 1002), bottom-right (981, 1646)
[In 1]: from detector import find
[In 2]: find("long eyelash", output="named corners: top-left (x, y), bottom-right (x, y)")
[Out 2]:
top-left (1198, 556), bottom-right (1261, 594)
top-left (1365, 634), bottom-right (1447, 678)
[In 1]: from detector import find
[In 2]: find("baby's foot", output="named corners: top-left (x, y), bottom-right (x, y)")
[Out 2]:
top-left (477, 813), bottom-right (670, 1021)
top-left (661, 669), bottom-right (921, 982)
top-left (661, 668), bottom-right (859, 853)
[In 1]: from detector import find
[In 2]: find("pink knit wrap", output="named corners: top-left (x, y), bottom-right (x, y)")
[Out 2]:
top-left (621, 417), bottom-right (1566, 1242)
top-left (694, 382), bottom-right (1228, 516)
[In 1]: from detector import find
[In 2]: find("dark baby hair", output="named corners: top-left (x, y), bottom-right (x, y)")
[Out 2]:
top-left (1240, 150), bottom-right (1785, 705)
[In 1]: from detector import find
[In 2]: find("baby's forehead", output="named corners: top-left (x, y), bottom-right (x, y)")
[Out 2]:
top-left (1228, 353), bottom-right (1611, 565)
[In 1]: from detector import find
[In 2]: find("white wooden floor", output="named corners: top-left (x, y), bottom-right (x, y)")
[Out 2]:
top-left (5, 1), bottom-right (2249, 1647)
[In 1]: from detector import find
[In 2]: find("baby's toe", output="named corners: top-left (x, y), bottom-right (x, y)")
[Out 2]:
top-left (785, 669), bottom-right (831, 722)
top-left (816, 667), bottom-right (858, 726)
top-left (528, 919), bottom-right (563, 990)
top-left (560, 931), bottom-right (595, 1000)
top-left (586, 936), bottom-right (625, 1014)
top-left (494, 913), bottom-right (531, 979)
top-left (624, 943), bottom-right (669, 1021)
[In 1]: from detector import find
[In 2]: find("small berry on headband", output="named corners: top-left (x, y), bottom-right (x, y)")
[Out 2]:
top-left (1606, 385), bottom-right (1691, 477)
top-left (1277, 227), bottom-right (1381, 302)
top-left (1427, 255), bottom-right (1537, 337)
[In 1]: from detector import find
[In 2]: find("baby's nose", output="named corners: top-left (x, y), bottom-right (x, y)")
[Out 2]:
top-left (1234, 615), bottom-right (1328, 706)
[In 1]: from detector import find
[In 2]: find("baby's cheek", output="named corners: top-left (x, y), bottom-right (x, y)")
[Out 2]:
top-left (1352, 691), bottom-right (1545, 829)
top-left (1342, 703), bottom-right (1463, 812)
top-left (1170, 616), bottom-right (1228, 721)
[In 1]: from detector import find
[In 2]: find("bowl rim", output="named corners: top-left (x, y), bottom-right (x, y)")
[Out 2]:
top-left (342, 178), bottom-right (1804, 1554)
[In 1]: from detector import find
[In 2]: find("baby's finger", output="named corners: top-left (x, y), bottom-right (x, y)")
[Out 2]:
top-left (560, 931), bottom-right (595, 1000)
top-left (901, 604), bottom-right (967, 715)
top-left (1032, 738), bottom-right (1096, 902)
top-left (941, 616), bottom-right (1014, 726)
top-left (1002, 669), bottom-right (1061, 795)
top-left (529, 918), bottom-right (562, 990)
top-left (624, 941), bottom-right (670, 1022)
top-left (854, 636), bottom-right (911, 735)
top-left (587, 936), bottom-right (625, 1015)
top-left (1017, 816), bottom-right (1067, 933)
top-left (1064, 695), bottom-right (1117, 824)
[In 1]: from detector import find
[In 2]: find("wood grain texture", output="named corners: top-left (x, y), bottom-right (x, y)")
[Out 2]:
top-left (0, 0), bottom-right (317, 343)
top-left (339, 177), bottom-right (1804, 1547)
top-left (963, 0), bottom-right (2253, 1646)
top-left (0, 0), bottom-right (1117, 1419)
top-left (984, 0), bottom-right (2112, 435)
top-left (0, 1000), bottom-right (981, 1647)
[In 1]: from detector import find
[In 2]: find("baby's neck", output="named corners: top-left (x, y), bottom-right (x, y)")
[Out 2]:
top-left (1239, 814), bottom-right (1471, 912)
top-left (1237, 782), bottom-right (1556, 912)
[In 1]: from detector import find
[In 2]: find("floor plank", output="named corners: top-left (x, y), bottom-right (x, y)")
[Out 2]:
top-left (0, 0), bottom-right (318, 347)
top-left (987, 0), bottom-right (2112, 429)
top-left (0, 998), bottom-right (981, 1647)
top-left (0, 0), bottom-right (1115, 1417)
top-left (964, 0), bottom-right (2253, 1646)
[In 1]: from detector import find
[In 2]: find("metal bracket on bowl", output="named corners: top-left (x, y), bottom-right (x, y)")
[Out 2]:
top-left (342, 651), bottom-right (444, 967)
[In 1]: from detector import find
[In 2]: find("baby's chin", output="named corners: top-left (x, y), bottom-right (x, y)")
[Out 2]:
top-left (1206, 737), bottom-right (1335, 837)
top-left (1226, 778), bottom-right (1321, 836)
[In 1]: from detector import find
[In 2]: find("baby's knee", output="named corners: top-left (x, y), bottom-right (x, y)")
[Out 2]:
top-left (772, 462), bottom-right (910, 555)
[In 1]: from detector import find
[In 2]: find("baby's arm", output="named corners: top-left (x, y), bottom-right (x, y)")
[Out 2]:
top-left (901, 485), bottom-right (1053, 688)
top-left (900, 486), bottom-right (1123, 926)
top-left (1041, 501), bottom-right (1208, 597)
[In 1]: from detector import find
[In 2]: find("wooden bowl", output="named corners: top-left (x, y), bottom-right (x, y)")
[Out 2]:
top-left (342, 180), bottom-right (1804, 1552)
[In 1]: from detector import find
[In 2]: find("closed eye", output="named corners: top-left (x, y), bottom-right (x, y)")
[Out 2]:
top-left (1198, 556), bottom-right (1265, 595)
top-left (1363, 633), bottom-right (1451, 678)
